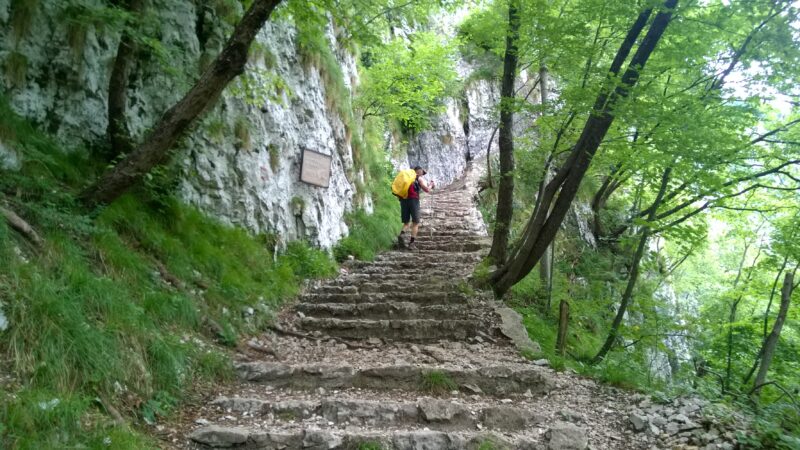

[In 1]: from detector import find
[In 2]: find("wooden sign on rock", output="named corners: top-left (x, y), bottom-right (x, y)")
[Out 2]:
top-left (300, 149), bottom-right (332, 188)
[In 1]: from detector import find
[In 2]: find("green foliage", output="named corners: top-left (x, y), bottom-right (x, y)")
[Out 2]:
top-left (204, 117), bottom-right (227, 145)
top-left (229, 69), bottom-right (292, 107)
top-left (3, 51), bottom-right (28, 89)
top-left (281, 241), bottom-right (337, 279)
top-left (268, 143), bottom-right (280, 172)
top-left (0, 389), bottom-right (155, 449)
top-left (10, 0), bottom-right (39, 42)
top-left (234, 116), bottom-right (252, 151)
top-left (420, 370), bottom-right (458, 394)
top-left (357, 32), bottom-right (460, 133)
top-left (333, 189), bottom-right (400, 262)
top-left (357, 442), bottom-right (385, 450)
top-left (478, 439), bottom-right (503, 450)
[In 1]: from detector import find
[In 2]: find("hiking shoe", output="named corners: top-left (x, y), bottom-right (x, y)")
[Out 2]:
top-left (397, 235), bottom-right (406, 249)
top-left (406, 241), bottom-right (417, 251)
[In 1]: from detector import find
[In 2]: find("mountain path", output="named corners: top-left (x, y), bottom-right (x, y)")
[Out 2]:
top-left (173, 165), bottom-right (737, 450)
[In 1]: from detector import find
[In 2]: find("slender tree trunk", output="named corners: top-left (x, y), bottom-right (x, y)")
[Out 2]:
top-left (724, 237), bottom-right (763, 391)
top-left (488, 0), bottom-right (520, 264)
top-left (592, 167), bottom-right (671, 364)
top-left (106, 0), bottom-right (144, 161)
top-left (591, 164), bottom-right (627, 242)
top-left (537, 64), bottom-right (554, 300)
top-left (556, 299), bottom-right (569, 356)
top-left (752, 272), bottom-right (794, 398)
top-left (81, 0), bottom-right (283, 206)
top-left (491, 1), bottom-right (677, 297)
top-left (485, 125), bottom-right (498, 189)
top-left (742, 257), bottom-right (790, 385)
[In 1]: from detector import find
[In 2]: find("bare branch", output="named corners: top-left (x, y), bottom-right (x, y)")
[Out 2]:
top-left (1, 206), bottom-right (43, 247)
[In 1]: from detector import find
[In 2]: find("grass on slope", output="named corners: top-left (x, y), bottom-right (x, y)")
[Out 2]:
top-left (0, 96), bottom-right (396, 448)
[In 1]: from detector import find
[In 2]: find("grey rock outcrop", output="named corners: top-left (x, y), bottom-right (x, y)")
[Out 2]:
top-left (0, 1), bottom-right (364, 248)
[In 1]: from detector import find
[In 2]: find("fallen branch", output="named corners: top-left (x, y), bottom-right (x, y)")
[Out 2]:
top-left (95, 395), bottom-right (125, 426)
top-left (245, 340), bottom-right (277, 357)
top-left (749, 380), bottom-right (800, 409)
top-left (1, 206), bottom-right (43, 247)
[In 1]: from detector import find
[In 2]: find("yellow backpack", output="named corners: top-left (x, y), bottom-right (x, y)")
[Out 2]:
top-left (391, 169), bottom-right (417, 199)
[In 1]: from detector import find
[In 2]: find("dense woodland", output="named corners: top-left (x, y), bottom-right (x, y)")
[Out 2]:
top-left (1, 0), bottom-right (799, 448)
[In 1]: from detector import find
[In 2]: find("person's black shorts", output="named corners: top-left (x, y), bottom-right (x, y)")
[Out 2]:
top-left (400, 198), bottom-right (420, 224)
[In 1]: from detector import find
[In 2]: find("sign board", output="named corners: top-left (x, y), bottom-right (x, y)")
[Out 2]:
top-left (299, 149), bottom-right (332, 188)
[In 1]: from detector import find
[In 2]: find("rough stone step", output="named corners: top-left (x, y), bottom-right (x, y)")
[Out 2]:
top-left (315, 280), bottom-right (461, 294)
top-left (422, 230), bottom-right (488, 238)
top-left (348, 260), bottom-right (476, 272)
top-left (359, 259), bottom-right (481, 270)
top-left (235, 362), bottom-right (554, 397)
top-left (399, 235), bottom-right (488, 244)
top-left (328, 272), bottom-right (473, 286)
top-left (296, 317), bottom-right (482, 341)
top-left (347, 262), bottom-right (475, 274)
top-left (204, 396), bottom-right (544, 432)
top-left (410, 241), bottom-right (487, 253)
top-left (372, 251), bottom-right (482, 263)
top-left (299, 291), bottom-right (470, 305)
top-left (189, 426), bottom-right (546, 450)
top-left (295, 302), bottom-right (470, 320)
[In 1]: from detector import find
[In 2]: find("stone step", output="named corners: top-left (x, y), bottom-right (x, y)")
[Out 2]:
top-left (328, 273), bottom-right (472, 287)
top-left (295, 302), bottom-right (469, 320)
top-left (421, 230), bottom-right (487, 238)
top-left (299, 291), bottom-right (470, 305)
top-left (347, 260), bottom-right (475, 273)
top-left (202, 396), bottom-right (544, 432)
top-left (296, 318), bottom-right (482, 341)
top-left (315, 280), bottom-right (461, 295)
top-left (410, 241), bottom-right (487, 253)
top-left (400, 235), bottom-right (488, 244)
top-left (189, 426), bottom-right (544, 450)
top-left (372, 251), bottom-right (482, 263)
top-left (357, 260), bottom-right (480, 271)
top-left (235, 362), bottom-right (553, 397)
top-left (343, 264), bottom-right (473, 275)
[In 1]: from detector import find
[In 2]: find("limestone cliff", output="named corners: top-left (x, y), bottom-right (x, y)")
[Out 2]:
top-left (0, 1), bottom-right (499, 248)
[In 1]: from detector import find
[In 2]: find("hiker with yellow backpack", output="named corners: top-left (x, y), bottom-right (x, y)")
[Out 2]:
top-left (392, 166), bottom-right (435, 249)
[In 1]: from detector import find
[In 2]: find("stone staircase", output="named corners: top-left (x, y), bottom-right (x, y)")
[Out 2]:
top-left (180, 165), bottom-right (646, 450)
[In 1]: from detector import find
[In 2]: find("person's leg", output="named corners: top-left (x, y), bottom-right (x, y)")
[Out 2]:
top-left (398, 199), bottom-right (411, 247)
top-left (408, 199), bottom-right (421, 247)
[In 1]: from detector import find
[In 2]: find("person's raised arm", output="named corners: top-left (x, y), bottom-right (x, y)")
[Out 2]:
top-left (419, 178), bottom-right (434, 193)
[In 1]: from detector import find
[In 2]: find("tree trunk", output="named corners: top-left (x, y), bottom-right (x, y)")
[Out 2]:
top-left (491, 1), bottom-right (677, 297)
top-left (591, 164), bottom-right (626, 242)
top-left (723, 238), bottom-right (763, 391)
top-left (742, 257), bottom-right (790, 385)
top-left (537, 64), bottom-right (554, 301)
top-left (106, 0), bottom-right (144, 161)
top-left (592, 167), bottom-right (671, 364)
top-left (486, 125), bottom-right (498, 189)
top-left (752, 272), bottom-right (794, 398)
top-left (81, 0), bottom-right (283, 206)
top-left (556, 300), bottom-right (569, 356)
top-left (488, 0), bottom-right (520, 264)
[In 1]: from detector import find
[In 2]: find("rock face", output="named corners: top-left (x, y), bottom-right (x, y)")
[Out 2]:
top-left (399, 64), bottom-right (501, 189)
top-left (0, 1), bottom-right (505, 249)
top-left (0, 0), bottom-right (365, 248)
